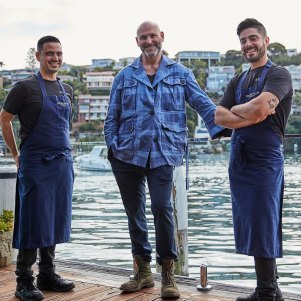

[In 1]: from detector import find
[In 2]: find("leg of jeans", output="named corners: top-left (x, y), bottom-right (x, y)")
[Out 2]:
top-left (16, 249), bottom-right (37, 278)
top-left (110, 156), bottom-right (152, 260)
top-left (147, 165), bottom-right (177, 263)
top-left (38, 245), bottom-right (56, 274)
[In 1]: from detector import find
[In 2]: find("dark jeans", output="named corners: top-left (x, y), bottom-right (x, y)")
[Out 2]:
top-left (16, 245), bottom-right (56, 278)
top-left (109, 155), bottom-right (177, 264)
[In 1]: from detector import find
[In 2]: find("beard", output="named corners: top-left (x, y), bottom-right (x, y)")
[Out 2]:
top-left (243, 45), bottom-right (266, 63)
top-left (141, 42), bottom-right (162, 58)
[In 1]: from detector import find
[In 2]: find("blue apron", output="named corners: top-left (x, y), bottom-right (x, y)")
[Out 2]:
top-left (229, 60), bottom-right (283, 258)
top-left (13, 72), bottom-right (74, 249)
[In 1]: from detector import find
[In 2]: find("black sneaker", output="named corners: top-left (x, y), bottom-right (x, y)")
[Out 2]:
top-left (37, 273), bottom-right (75, 292)
top-left (236, 288), bottom-right (284, 301)
top-left (15, 277), bottom-right (44, 301)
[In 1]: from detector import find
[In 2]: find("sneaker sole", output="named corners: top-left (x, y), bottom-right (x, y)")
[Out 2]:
top-left (15, 291), bottom-right (44, 301)
top-left (37, 283), bottom-right (75, 292)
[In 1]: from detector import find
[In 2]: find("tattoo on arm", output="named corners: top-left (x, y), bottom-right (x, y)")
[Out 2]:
top-left (267, 98), bottom-right (279, 110)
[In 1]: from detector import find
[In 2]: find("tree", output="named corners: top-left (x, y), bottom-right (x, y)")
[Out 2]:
top-left (186, 104), bottom-right (197, 137)
top-left (220, 50), bottom-right (245, 70)
top-left (293, 91), bottom-right (301, 106)
top-left (25, 48), bottom-right (38, 71)
top-left (268, 42), bottom-right (287, 57)
top-left (0, 89), bottom-right (7, 108)
top-left (286, 115), bottom-right (301, 134)
top-left (190, 60), bottom-right (207, 89)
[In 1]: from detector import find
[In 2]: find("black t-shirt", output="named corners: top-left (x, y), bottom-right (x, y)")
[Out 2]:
top-left (219, 65), bottom-right (293, 138)
top-left (3, 74), bottom-right (73, 144)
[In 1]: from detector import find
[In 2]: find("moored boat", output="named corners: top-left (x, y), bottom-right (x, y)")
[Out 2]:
top-left (75, 145), bottom-right (111, 171)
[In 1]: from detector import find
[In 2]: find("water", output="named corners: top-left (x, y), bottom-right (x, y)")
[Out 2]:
top-left (1, 153), bottom-right (300, 293)
top-left (52, 152), bottom-right (301, 294)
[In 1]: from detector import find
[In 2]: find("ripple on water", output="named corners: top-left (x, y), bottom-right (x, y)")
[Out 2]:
top-left (55, 153), bottom-right (301, 295)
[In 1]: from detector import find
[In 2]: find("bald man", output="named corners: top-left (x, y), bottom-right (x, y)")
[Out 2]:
top-left (104, 21), bottom-right (226, 298)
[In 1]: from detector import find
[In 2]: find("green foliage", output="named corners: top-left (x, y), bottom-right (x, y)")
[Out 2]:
top-left (191, 60), bottom-right (207, 89)
top-left (186, 104), bottom-right (197, 137)
top-left (64, 80), bottom-right (88, 96)
top-left (93, 64), bottom-right (114, 72)
top-left (0, 89), bottom-right (7, 105)
top-left (0, 210), bottom-right (14, 233)
top-left (289, 53), bottom-right (301, 66)
top-left (286, 115), bottom-right (301, 134)
top-left (268, 42), bottom-right (287, 56)
top-left (220, 50), bottom-right (245, 70)
top-left (77, 136), bottom-right (103, 142)
top-left (293, 92), bottom-right (301, 105)
top-left (79, 121), bottom-right (100, 132)
top-left (25, 47), bottom-right (38, 71)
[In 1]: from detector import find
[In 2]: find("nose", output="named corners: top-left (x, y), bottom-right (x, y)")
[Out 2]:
top-left (244, 38), bottom-right (253, 47)
top-left (145, 36), bottom-right (153, 44)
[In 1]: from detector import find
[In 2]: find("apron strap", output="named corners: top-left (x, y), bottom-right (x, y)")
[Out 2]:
top-left (36, 71), bottom-right (67, 98)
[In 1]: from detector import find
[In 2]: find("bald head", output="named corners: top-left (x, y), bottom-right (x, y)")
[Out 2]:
top-left (136, 21), bottom-right (161, 37)
top-left (136, 20), bottom-right (164, 59)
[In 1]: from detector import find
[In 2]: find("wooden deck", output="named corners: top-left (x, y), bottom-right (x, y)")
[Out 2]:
top-left (1, 261), bottom-right (300, 300)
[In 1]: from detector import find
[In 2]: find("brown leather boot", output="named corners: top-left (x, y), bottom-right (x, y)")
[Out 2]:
top-left (120, 255), bottom-right (154, 293)
top-left (161, 259), bottom-right (180, 298)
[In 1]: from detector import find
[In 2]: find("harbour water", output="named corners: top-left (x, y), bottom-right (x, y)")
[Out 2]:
top-left (52, 151), bottom-right (301, 294)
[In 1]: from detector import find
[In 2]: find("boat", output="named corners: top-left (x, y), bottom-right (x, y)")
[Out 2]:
top-left (75, 145), bottom-right (111, 171)
top-left (193, 117), bottom-right (210, 141)
top-left (193, 126), bottom-right (210, 141)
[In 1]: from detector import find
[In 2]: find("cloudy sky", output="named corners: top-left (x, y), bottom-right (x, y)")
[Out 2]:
top-left (0, 0), bottom-right (300, 70)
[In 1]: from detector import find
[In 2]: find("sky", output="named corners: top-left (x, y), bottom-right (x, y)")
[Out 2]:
top-left (0, 0), bottom-right (300, 70)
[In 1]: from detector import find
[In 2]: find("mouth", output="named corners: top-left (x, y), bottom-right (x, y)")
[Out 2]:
top-left (49, 62), bottom-right (60, 68)
top-left (244, 47), bottom-right (257, 55)
top-left (145, 45), bottom-right (156, 51)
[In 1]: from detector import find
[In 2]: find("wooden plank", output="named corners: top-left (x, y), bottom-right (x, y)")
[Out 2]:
top-left (0, 261), bottom-right (300, 301)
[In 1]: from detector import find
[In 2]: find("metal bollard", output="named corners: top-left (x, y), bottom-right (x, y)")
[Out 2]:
top-left (196, 264), bottom-right (212, 291)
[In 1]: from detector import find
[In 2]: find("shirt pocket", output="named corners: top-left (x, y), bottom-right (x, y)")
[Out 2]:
top-left (117, 116), bottom-right (135, 154)
top-left (161, 122), bottom-right (187, 153)
top-left (161, 77), bottom-right (186, 111)
top-left (119, 79), bottom-right (137, 111)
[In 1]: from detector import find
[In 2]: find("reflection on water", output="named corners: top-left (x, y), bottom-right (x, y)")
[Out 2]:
top-left (54, 152), bottom-right (301, 294)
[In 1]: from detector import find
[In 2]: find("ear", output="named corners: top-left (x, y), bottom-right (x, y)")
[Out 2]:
top-left (160, 31), bottom-right (164, 42)
top-left (135, 37), bottom-right (139, 47)
top-left (35, 51), bottom-right (40, 62)
top-left (265, 36), bottom-right (270, 47)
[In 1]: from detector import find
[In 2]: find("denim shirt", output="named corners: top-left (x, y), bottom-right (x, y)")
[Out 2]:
top-left (104, 55), bottom-right (224, 168)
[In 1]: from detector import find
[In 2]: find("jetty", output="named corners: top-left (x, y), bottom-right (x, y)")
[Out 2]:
top-left (1, 261), bottom-right (300, 300)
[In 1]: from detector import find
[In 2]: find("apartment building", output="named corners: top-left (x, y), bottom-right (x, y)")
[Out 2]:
top-left (175, 51), bottom-right (220, 68)
top-left (113, 57), bottom-right (135, 70)
top-left (11, 69), bottom-right (35, 86)
top-left (77, 94), bottom-right (109, 122)
top-left (91, 58), bottom-right (115, 69)
top-left (206, 66), bottom-right (235, 95)
top-left (78, 71), bottom-right (114, 122)
top-left (285, 65), bottom-right (301, 92)
top-left (85, 71), bottom-right (114, 92)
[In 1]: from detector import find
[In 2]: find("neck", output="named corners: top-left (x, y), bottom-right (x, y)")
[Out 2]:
top-left (39, 70), bottom-right (57, 81)
top-left (250, 56), bottom-right (269, 69)
top-left (141, 53), bottom-right (162, 75)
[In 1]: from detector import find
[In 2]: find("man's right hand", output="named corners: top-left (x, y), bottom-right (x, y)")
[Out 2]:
top-left (14, 154), bottom-right (20, 169)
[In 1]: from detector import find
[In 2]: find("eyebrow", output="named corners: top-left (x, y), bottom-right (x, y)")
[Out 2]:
top-left (240, 34), bottom-right (259, 41)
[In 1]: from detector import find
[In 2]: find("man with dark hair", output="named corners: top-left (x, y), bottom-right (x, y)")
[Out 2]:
top-left (37, 35), bottom-right (61, 52)
top-left (0, 35), bottom-right (75, 301)
top-left (215, 18), bottom-right (293, 301)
